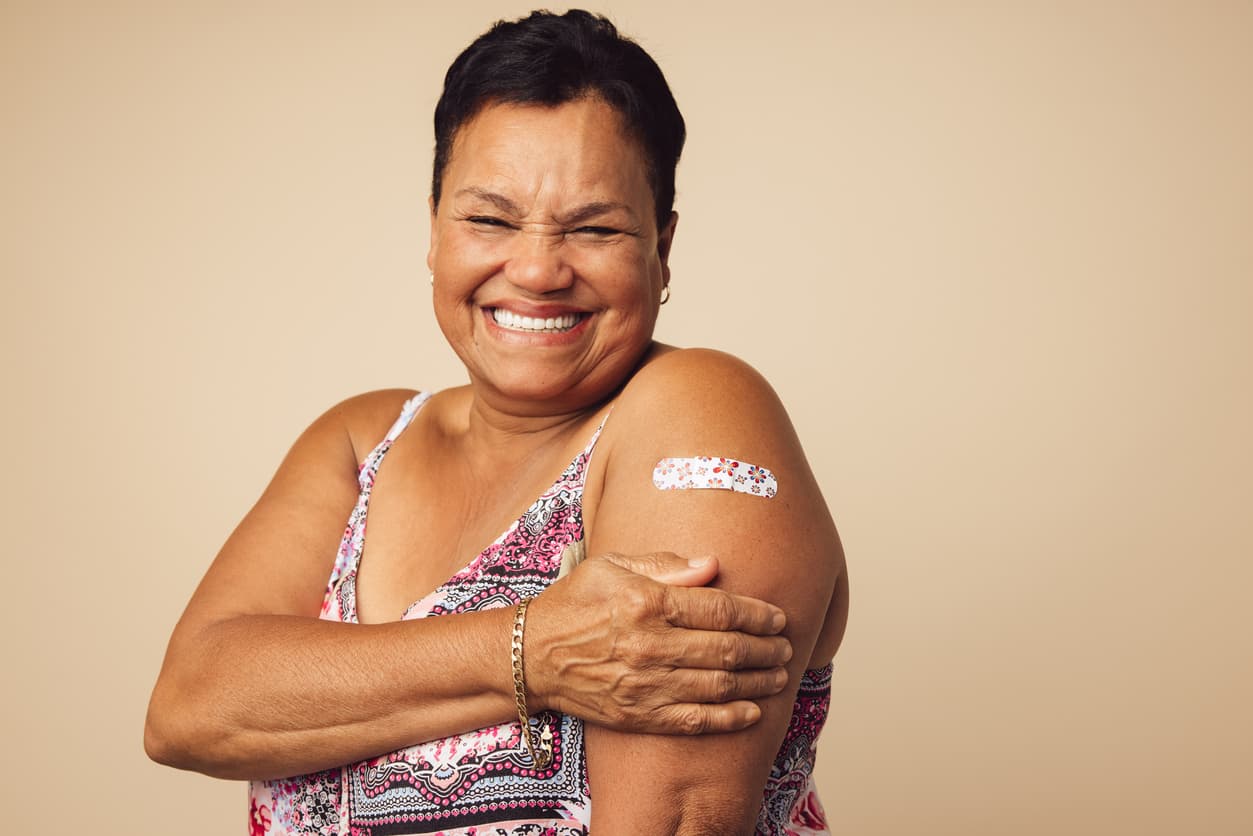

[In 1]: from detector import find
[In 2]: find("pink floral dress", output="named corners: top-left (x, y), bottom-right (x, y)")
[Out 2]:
top-left (248, 393), bottom-right (832, 835)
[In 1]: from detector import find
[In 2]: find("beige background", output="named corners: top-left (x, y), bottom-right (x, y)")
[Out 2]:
top-left (3, 1), bottom-right (1250, 833)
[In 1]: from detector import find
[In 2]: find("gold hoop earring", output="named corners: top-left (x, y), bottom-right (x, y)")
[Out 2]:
top-left (659, 285), bottom-right (671, 305)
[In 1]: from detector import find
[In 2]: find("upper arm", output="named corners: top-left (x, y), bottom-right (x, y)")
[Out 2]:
top-left (167, 389), bottom-right (414, 643)
top-left (585, 350), bottom-right (845, 834)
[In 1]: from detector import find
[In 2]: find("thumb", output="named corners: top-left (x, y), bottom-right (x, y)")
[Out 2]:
top-left (599, 552), bottom-right (719, 587)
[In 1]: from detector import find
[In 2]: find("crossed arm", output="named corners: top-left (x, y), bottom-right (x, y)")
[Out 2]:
top-left (144, 388), bottom-right (798, 780)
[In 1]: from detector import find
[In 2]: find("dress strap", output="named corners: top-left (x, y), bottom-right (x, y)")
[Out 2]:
top-left (329, 392), bottom-right (433, 592)
top-left (355, 391), bottom-right (433, 487)
top-left (384, 391), bottom-right (434, 443)
top-left (581, 405), bottom-right (613, 466)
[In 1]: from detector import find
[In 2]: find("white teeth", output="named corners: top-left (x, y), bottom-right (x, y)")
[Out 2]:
top-left (492, 308), bottom-right (583, 333)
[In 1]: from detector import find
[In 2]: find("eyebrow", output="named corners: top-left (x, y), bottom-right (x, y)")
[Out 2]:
top-left (455, 187), bottom-right (522, 216)
top-left (559, 201), bottom-right (638, 227)
top-left (454, 187), bottom-right (638, 227)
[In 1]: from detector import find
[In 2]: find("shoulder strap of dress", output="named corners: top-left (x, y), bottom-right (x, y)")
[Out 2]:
top-left (581, 404), bottom-right (613, 466)
top-left (383, 391), bottom-right (434, 444)
top-left (356, 391), bottom-right (433, 484)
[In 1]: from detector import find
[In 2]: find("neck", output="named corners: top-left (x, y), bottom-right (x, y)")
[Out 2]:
top-left (430, 383), bottom-right (610, 466)
top-left (452, 341), bottom-right (665, 449)
top-left (466, 396), bottom-right (603, 449)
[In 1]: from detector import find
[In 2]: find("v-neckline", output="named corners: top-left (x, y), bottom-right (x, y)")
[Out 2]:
top-left (393, 452), bottom-right (581, 621)
top-left (344, 397), bottom-right (608, 625)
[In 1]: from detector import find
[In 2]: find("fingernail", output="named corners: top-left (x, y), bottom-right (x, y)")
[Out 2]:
top-left (743, 703), bottom-right (762, 724)
top-left (771, 611), bottom-right (786, 631)
top-left (687, 557), bottom-right (711, 568)
top-left (780, 642), bottom-right (793, 662)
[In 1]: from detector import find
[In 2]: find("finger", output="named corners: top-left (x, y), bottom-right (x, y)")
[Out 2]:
top-left (598, 552), bottom-right (719, 587)
top-left (660, 629), bottom-right (793, 671)
top-left (658, 666), bottom-right (791, 705)
top-left (662, 585), bottom-right (787, 635)
top-left (644, 700), bottom-right (764, 735)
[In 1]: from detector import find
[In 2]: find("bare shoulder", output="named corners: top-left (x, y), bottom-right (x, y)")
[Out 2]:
top-left (255, 387), bottom-right (424, 501)
top-left (597, 345), bottom-right (830, 554)
top-left (618, 347), bottom-right (784, 426)
top-left (591, 346), bottom-right (846, 661)
top-left (184, 387), bottom-right (427, 625)
top-left (606, 347), bottom-right (798, 460)
top-left (316, 388), bottom-right (423, 464)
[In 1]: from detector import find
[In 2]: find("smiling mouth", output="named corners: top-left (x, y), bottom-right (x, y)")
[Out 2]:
top-left (490, 308), bottom-right (587, 334)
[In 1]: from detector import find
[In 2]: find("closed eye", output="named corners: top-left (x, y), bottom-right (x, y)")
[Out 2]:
top-left (467, 216), bottom-right (514, 229)
top-left (572, 226), bottom-right (624, 237)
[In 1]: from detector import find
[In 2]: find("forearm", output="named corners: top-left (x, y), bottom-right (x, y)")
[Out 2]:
top-left (146, 553), bottom-right (794, 781)
top-left (145, 608), bottom-right (516, 780)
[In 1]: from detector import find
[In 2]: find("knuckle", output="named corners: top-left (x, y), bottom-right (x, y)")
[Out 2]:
top-left (677, 707), bottom-right (708, 736)
top-left (659, 586), bottom-right (684, 624)
top-left (721, 635), bottom-right (747, 669)
top-left (617, 585), bottom-right (654, 621)
top-left (713, 670), bottom-right (737, 702)
top-left (582, 553), bottom-right (612, 574)
top-left (709, 593), bottom-right (738, 629)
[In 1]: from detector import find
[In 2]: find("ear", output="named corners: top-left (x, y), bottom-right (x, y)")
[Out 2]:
top-left (426, 194), bottom-right (439, 273)
top-left (657, 211), bottom-right (678, 286)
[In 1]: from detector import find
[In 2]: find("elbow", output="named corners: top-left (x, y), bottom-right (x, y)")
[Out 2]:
top-left (145, 708), bottom-right (251, 779)
top-left (144, 681), bottom-right (205, 771)
top-left (143, 708), bottom-right (181, 769)
top-left (146, 623), bottom-right (264, 778)
top-left (144, 693), bottom-right (189, 770)
top-left (144, 680), bottom-right (240, 778)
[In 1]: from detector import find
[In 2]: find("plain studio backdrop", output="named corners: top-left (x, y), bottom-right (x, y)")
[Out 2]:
top-left (2, 1), bottom-right (1250, 833)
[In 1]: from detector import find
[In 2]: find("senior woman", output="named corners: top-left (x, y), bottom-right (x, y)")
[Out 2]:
top-left (146, 10), bottom-right (847, 836)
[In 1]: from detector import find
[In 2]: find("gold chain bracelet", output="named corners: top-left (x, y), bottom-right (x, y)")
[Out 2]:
top-left (511, 598), bottom-right (553, 769)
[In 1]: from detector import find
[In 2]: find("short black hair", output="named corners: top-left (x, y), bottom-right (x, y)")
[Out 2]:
top-left (432, 9), bottom-right (686, 233)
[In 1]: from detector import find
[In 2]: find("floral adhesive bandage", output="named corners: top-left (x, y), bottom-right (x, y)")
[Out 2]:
top-left (652, 456), bottom-right (778, 498)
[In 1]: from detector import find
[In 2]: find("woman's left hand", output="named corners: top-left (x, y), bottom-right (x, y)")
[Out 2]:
top-left (524, 551), bottom-right (795, 734)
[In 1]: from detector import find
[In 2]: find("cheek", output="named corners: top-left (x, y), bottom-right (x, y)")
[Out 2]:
top-left (438, 228), bottom-right (479, 262)
top-left (578, 245), bottom-right (657, 292)
top-left (436, 231), bottom-right (505, 284)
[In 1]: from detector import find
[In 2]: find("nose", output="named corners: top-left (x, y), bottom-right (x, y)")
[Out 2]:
top-left (503, 228), bottom-right (575, 295)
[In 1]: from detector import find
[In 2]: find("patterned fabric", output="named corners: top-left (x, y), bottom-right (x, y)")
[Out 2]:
top-left (249, 393), bottom-right (831, 835)
top-left (652, 456), bottom-right (779, 498)
top-left (756, 664), bottom-right (833, 835)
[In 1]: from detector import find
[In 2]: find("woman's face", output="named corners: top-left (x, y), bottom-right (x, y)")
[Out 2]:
top-left (428, 97), bottom-right (675, 415)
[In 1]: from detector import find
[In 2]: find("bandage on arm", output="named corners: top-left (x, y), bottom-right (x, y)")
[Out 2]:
top-left (652, 456), bottom-right (778, 498)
